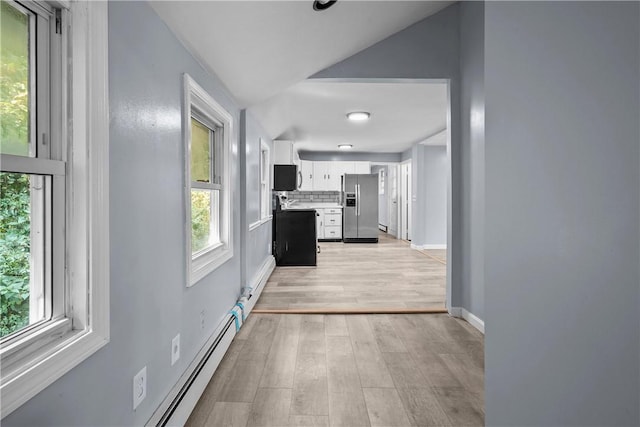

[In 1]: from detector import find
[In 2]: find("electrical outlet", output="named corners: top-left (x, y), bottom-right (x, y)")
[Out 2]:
top-left (200, 310), bottom-right (205, 329)
top-left (133, 366), bottom-right (147, 410)
top-left (171, 334), bottom-right (180, 366)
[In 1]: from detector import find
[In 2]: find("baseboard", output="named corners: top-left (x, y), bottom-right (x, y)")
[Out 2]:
top-left (449, 307), bottom-right (484, 334)
top-left (411, 243), bottom-right (447, 250)
top-left (243, 255), bottom-right (275, 316)
top-left (146, 315), bottom-right (236, 427)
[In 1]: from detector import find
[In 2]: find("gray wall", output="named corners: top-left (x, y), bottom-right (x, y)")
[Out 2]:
top-left (241, 110), bottom-right (273, 288)
top-left (4, 2), bottom-right (250, 425)
top-left (407, 144), bottom-right (447, 248)
top-left (484, 2), bottom-right (639, 425)
top-left (459, 1), bottom-right (485, 318)
top-left (422, 146), bottom-right (447, 245)
top-left (313, 3), bottom-right (465, 312)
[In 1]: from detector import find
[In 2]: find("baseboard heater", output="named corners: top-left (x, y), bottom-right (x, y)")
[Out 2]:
top-left (146, 316), bottom-right (236, 427)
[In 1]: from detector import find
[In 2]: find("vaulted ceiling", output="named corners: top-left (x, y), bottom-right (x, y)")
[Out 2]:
top-left (150, 1), bottom-right (453, 152)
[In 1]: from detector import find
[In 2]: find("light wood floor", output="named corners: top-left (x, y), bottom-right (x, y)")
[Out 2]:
top-left (254, 233), bottom-right (446, 312)
top-left (186, 313), bottom-right (484, 427)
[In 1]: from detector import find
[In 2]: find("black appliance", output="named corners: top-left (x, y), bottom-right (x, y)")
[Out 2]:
top-left (273, 209), bottom-right (317, 266)
top-left (273, 164), bottom-right (298, 191)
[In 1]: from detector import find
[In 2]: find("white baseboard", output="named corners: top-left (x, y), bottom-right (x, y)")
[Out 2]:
top-left (410, 243), bottom-right (447, 250)
top-left (146, 314), bottom-right (236, 427)
top-left (243, 256), bottom-right (275, 316)
top-left (449, 307), bottom-right (484, 334)
top-left (146, 257), bottom-right (275, 426)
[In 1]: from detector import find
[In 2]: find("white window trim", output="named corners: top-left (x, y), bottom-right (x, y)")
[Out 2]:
top-left (248, 216), bottom-right (273, 232)
top-left (0, 0), bottom-right (110, 418)
top-left (183, 74), bottom-right (233, 287)
top-left (259, 138), bottom-right (272, 221)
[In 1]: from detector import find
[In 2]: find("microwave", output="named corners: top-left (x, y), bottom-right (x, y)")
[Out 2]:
top-left (273, 164), bottom-right (298, 191)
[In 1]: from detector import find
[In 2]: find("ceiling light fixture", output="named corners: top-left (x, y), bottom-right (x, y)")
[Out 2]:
top-left (313, 0), bottom-right (337, 12)
top-left (338, 144), bottom-right (353, 150)
top-left (347, 111), bottom-right (370, 122)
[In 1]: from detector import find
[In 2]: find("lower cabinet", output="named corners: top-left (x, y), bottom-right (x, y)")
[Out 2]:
top-left (316, 208), bottom-right (343, 240)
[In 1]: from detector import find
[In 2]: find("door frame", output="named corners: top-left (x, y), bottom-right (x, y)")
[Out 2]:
top-left (312, 77), bottom-right (454, 314)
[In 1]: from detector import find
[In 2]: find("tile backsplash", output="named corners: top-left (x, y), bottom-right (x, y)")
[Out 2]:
top-left (288, 191), bottom-right (341, 203)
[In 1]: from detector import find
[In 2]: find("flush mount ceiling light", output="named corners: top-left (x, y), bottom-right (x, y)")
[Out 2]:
top-left (338, 144), bottom-right (353, 150)
top-left (313, 0), bottom-right (337, 11)
top-left (346, 111), bottom-right (370, 122)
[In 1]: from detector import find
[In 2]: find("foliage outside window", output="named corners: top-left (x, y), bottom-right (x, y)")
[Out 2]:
top-left (1, 0), bottom-right (48, 340)
top-left (1, 0), bottom-right (110, 417)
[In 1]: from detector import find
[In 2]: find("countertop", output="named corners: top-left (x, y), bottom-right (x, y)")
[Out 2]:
top-left (284, 202), bottom-right (343, 210)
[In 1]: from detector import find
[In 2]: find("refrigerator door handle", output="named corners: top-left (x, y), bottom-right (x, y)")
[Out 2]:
top-left (356, 184), bottom-right (360, 217)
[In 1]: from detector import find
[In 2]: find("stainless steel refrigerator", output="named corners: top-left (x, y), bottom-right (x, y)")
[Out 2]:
top-left (343, 174), bottom-right (378, 243)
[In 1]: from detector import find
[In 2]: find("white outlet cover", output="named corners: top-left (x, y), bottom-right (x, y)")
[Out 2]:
top-left (133, 366), bottom-right (147, 410)
top-left (171, 334), bottom-right (180, 366)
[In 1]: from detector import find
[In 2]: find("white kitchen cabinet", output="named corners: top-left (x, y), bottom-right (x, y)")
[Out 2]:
top-left (354, 161), bottom-right (371, 174)
top-left (299, 160), bottom-right (314, 191)
top-left (313, 162), bottom-right (342, 191)
top-left (273, 140), bottom-right (300, 166)
top-left (315, 209), bottom-right (323, 239)
top-left (316, 207), bottom-right (342, 240)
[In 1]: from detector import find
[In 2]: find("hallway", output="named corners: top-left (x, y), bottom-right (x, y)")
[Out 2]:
top-left (186, 313), bottom-right (484, 427)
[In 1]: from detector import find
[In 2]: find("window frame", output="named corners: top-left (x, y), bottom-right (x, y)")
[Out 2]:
top-left (0, 0), bottom-right (110, 417)
top-left (259, 139), bottom-right (271, 220)
top-left (183, 73), bottom-right (233, 287)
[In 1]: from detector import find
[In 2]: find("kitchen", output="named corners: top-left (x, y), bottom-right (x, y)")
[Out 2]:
top-left (249, 78), bottom-right (450, 313)
top-left (272, 152), bottom-right (379, 267)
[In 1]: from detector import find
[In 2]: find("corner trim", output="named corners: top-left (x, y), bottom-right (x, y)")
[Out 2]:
top-left (248, 215), bottom-right (272, 232)
top-left (244, 256), bottom-right (276, 315)
top-left (449, 307), bottom-right (484, 334)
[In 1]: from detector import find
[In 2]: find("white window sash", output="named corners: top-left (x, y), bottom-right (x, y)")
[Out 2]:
top-left (183, 74), bottom-right (233, 287)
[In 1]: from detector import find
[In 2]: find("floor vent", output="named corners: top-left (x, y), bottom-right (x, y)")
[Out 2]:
top-left (147, 316), bottom-right (236, 427)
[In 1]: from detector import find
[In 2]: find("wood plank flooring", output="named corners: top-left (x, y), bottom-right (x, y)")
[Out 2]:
top-left (254, 233), bottom-right (446, 312)
top-left (186, 313), bottom-right (484, 427)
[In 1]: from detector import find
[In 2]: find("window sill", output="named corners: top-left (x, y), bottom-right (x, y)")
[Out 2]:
top-left (1, 325), bottom-right (108, 416)
top-left (249, 215), bottom-right (273, 232)
top-left (189, 244), bottom-right (233, 287)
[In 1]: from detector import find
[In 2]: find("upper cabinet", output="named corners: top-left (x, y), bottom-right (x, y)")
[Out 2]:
top-left (354, 161), bottom-right (371, 174)
top-left (273, 140), bottom-right (300, 166)
top-left (299, 160), bottom-right (314, 191)
top-left (312, 161), bottom-right (370, 192)
top-left (312, 161), bottom-right (332, 191)
top-left (274, 141), bottom-right (372, 192)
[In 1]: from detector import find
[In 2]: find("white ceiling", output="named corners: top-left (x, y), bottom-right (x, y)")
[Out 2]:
top-left (249, 80), bottom-right (448, 153)
top-left (150, 1), bottom-right (453, 108)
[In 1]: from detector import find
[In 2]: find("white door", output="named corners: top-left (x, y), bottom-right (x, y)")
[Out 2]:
top-left (387, 165), bottom-right (399, 238)
top-left (400, 161), bottom-right (412, 241)
top-left (407, 162), bottom-right (412, 241)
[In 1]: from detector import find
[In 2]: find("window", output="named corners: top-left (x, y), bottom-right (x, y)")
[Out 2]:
top-left (0, 0), bottom-right (109, 417)
top-left (259, 139), bottom-right (271, 220)
top-left (184, 74), bottom-right (233, 286)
